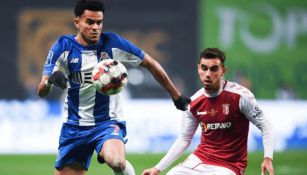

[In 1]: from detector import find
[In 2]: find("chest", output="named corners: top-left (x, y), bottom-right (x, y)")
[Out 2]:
top-left (68, 50), bottom-right (111, 72)
top-left (191, 94), bottom-right (242, 124)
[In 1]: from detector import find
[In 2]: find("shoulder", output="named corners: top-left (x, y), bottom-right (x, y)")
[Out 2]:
top-left (51, 35), bottom-right (75, 50)
top-left (188, 88), bottom-right (206, 111)
top-left (101, 32), bottom-right (124, 42)
top-left (57, 35), bottom-right (75, 44)
top-left (190, 88), bottom-right (206, 102)
top-left (224, 80), bottom-right (255, 102)
top-left (100, 32), bottom-right (133, 48)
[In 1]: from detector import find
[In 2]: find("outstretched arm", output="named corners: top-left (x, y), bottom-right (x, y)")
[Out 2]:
top-left (142, 110), bottom-right (199, 175)
top-left (140, 53), bottom-right (190, 110)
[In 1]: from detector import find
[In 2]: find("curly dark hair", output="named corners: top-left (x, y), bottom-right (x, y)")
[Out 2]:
top-left (74, 0), bottom-right (105, 17)
top-left (199, 48), bottom-right (226, 64)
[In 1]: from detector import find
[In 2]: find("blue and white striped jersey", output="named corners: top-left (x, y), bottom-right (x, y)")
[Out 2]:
top-left (43, 32), bottom-right (145, 126)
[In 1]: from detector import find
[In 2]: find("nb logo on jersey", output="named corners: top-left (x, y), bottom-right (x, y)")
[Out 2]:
top-left (70, 58), bottom-right (79, 63)
top-left (197, 111), bottom-right (207, 115)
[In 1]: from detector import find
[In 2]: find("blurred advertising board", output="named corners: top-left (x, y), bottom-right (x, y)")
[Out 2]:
top-left (1, 98), bottom-right (307, 153)
top-left (200, 0), bottom-right (307, 99)
top-left (0, 0), bottom-right (197, 99)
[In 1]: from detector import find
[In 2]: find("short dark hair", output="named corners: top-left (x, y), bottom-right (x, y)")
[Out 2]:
top-left (200, 48), bottom-right (226, 65)
top-left (74, 0), bottom-right (105, 17)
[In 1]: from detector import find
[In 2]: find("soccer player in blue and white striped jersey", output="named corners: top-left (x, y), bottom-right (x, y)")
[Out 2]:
top-left (37, 0), bottom-right (190, 175)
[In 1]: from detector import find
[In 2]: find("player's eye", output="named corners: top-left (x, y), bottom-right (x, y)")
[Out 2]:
top-left (86, 19), bottom-right (103, 26)
top-left (210, 65), bottom-right (219, 72)
top-left (200, 65), bottom-right (209, 71)
top-left (86, 20), bottom-right (95, 25)
top-left (96, 20), bottom-right (103, 25)
top-left (200, 65), bottom-right (220, 72)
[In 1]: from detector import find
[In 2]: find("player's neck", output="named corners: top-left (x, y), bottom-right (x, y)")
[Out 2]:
top-left (204, 80), bottom-right (225, 98)
top-left (75, 34), bottom-right (97, 46)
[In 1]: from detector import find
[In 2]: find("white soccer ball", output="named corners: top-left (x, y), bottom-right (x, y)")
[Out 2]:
top-left (92, 59), bottom-right (128, 95)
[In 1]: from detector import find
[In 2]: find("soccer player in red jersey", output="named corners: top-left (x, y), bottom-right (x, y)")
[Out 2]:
top-left (142, 48), bottom-right (274, 175)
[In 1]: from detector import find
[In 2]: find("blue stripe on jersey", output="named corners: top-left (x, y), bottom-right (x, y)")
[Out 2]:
top-left (93, 93), bottom-right (110, 123)
top-left (43, 33), bottom-right (144, 126)
top-left (67, 88), bottom-right (81, 125)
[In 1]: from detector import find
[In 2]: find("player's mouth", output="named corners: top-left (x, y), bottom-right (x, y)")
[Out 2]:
top-left (90, 32), bottom-right (99, 37)
top-left (204, 79), bottom-right (212, 84)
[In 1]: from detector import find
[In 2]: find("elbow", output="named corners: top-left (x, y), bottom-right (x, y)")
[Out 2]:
top-left (180, 135), bottom-right (193, 144)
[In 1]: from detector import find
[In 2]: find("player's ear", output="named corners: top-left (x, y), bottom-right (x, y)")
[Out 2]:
top-left (222, 66), bottom-right (227, 74)
top-left (74, 17), bottom-right (80, 28)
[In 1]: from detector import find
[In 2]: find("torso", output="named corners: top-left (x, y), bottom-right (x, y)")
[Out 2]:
top-left (189, 81), bottom-right (255, 175)
top-left (43, 32), bottom-right (144, 126)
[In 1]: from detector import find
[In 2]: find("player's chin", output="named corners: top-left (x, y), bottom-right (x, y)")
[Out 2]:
top-left (87, 37), bottom-right (99, 44)
top-left (203, 81), bottom-right (212, 87)
top-left (203, 82), bottom-right (214, 90)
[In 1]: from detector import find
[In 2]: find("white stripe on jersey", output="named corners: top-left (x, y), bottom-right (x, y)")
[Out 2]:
top-left (112, 48), bottom-right (143, 66)
top-left (45, 33), bottom-right (144, 126)
top-left (62, 50), bottom-right (126, 126)
top-left (52, 51), bottom-right (70, 76)
top-left (109, 95), bottom-right (124, 121)
top-left (77, 51), bottom-right (98, 126)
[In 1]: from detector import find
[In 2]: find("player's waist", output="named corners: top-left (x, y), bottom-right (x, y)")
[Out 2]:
top-left (64, 113), bottom-right (121, 126)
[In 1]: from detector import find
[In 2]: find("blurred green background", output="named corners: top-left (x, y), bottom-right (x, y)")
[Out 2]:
top-left (200, 0), bottom-right (307, 98)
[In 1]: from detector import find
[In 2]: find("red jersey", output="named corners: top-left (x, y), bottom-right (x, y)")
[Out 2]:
top-left (155, 80), bottom-right (273, 174)
top-left (190, 81), bottom-right (263, 175)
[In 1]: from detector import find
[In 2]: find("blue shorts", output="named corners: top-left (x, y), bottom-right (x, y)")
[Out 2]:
top-left (54, 120), bottom-right (127, 170)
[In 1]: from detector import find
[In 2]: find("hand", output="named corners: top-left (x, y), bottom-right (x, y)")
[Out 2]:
top-left (48, 71), bottom-right (68, 89)
top-left (142, 167), bottom-right (160, 175)
top-left (261, 157), bottom-right (274, 175)
top-left (173, 95), bottom-right (191, 111)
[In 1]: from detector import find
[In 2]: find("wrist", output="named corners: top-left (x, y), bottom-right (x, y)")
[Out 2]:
top-left (153, 167), bottom-right (161, 174)
top-left (154, 165), bottom-right (162, 173)
top-left (45, 79), bottom-right (52, 88)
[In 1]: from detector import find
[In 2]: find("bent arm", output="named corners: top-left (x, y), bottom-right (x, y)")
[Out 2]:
top-left (140, 53), bottom-right (181, 100)
top-left (240, 95), bottom-right (274, 174)
top-left (240, 96), bottom-right (274, 159)
top-left (155, 111), bottom-right (199, 172)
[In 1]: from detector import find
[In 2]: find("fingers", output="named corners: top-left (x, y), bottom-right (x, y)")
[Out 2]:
top-left (142, 168), bottom-right (159, 175)
top-left (261, 166), bottom-right (265, 175)
top-left (261, 165), bottom-right (275, 175)
top-left (49, 71), bottom-right (68, 89)
top-left (141, 170), bottom-right (150, 175)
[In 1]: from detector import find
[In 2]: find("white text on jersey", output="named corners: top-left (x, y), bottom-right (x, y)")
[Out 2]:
top-left (70, 58), bottom-right (79, 63)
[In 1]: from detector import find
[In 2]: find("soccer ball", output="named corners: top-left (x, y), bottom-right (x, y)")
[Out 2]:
top-left (92, 59), bottom-right (128, 95)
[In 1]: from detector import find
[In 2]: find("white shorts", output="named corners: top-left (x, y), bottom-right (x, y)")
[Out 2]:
top-left (166, 154), bottom-right (236, 175)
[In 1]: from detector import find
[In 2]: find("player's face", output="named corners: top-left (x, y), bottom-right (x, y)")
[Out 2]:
top-left (74, 10), bottom-right (103, 45)
top-left (198, 58), bottom-right (226, 93)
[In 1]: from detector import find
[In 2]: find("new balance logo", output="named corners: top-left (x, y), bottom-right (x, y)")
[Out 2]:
top-left (197, 111), bottom-right (207, 115)
top-left (70, 58), bottom-right (79, 63)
